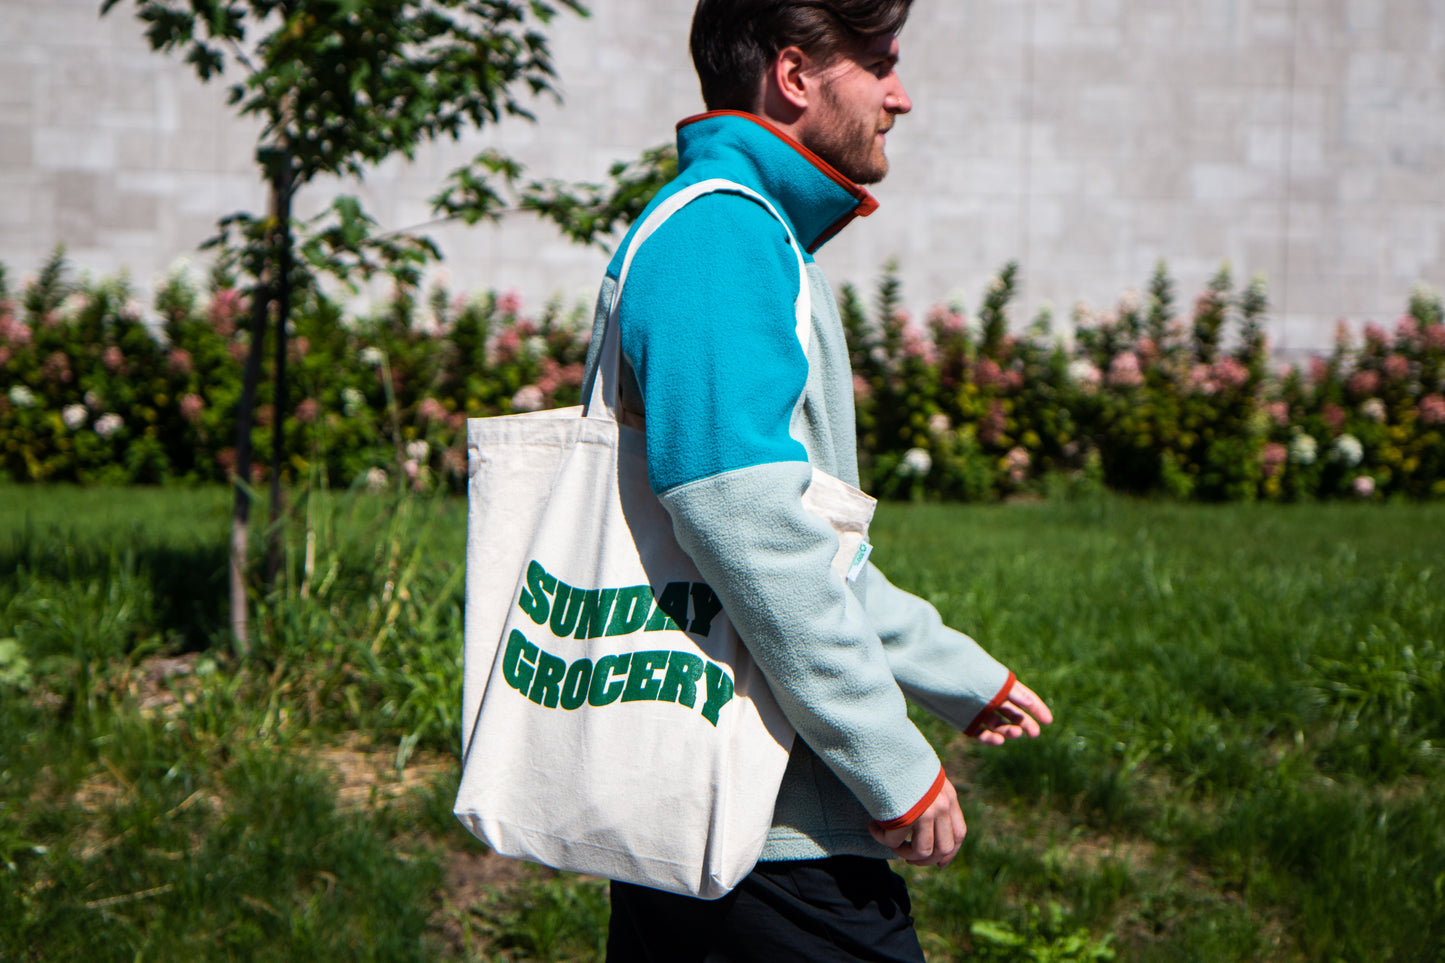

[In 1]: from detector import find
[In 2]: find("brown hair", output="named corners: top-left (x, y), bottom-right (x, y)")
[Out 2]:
top-left (690, 0), bottom-right (913, 111)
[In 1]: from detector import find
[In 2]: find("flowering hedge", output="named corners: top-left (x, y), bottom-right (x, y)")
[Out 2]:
top-left (2, 251), bottom-right (1443, 501)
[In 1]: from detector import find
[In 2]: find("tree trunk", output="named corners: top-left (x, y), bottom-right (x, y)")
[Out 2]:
top-left (266, 165), bottom-right (295, 585)
top-left (229, 269), bottom-right (271, 656)
top-left (228, 167), bottom-right (290, 656)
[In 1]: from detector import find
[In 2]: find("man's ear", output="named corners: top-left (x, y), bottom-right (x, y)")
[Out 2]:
top-left (759, 45), bottom-right (811, 120)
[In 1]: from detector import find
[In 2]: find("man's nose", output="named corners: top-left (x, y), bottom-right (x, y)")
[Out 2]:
top-left (887, 76), bottom-right (912, 114)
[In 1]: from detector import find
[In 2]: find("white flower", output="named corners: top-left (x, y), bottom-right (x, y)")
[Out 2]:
top-left (1353, 475), bottom-right (1376, 498)
top-left (525, 336), bottom-right (547, 357)
top-left (341, 387), bottom-right (365, 415)
top-left (898, 447), bottom-right (932, 477)
top-left (359, 346), bottom-right (385, 367)
top-left (8, 385), bottom-right (36, 408)
top-left (511, 385), bottom-right (545, 412)
top-left (1360, 398), bottom-right (1387, 422)
top-left (927, 412), bottom-right (951, 436)
top-left (84, 390), bottom-right (101, 409)
top-left (1288, 431), bottom-right (1318, 466)
top-left (1331, 433), bottom-right (1364, 467)
top-left (61, 293), bottom-right (91, 318)
top-left (1068, 359), bottom-right (1102, 388)
top-left (62, 404), bottom-right (87, 429)
top-left (364, 467), bottom-right (389, 492)
top-left (405, 440), bottom-right (430, 461)
top-left (95, 413), bottom-right (124, 438)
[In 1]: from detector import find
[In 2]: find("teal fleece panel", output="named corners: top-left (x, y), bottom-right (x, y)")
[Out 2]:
top-left (619, 194), bottom-right (808, 493)
top-left (586, 113), bottom-right (1013, 861)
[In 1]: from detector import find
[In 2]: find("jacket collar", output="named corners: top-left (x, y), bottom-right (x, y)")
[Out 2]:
top-left (674, 111), bottom-right (879, 254)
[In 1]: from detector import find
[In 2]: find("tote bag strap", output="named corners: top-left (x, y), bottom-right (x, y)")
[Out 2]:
top-left (586, 178), bottom-right (811, 420)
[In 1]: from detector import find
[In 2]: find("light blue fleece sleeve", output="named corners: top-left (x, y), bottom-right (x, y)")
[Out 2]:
top-left (619, 194), bottom-right (944, 823)
top-left (856, 562), bottom-right (1014, 731)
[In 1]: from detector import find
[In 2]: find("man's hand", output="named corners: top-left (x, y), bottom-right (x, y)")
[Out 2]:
top-left (972, 678), bottom-right (1053, 746)
top-left (869, 777), bottom-right (966, 867)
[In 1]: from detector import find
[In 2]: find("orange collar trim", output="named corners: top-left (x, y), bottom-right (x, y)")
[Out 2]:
top-left (676, 110), bottom-right (880, 246)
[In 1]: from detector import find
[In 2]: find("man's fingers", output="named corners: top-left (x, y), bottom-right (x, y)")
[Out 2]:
top-left (910, 809), bottom-right (936, 859)
top-left (1010, 681), bottom-right (1054, 725)
top-left (869, 779), bottom-right (968, 868)
top-left (974, 680), bottom-right (1056, 743)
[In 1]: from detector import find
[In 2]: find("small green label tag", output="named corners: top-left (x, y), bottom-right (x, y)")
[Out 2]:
top-left (846, 540), bottom-right (872, 583)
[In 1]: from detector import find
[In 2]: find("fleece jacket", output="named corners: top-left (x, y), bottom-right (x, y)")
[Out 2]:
top-left (582, 111), bottom-right (1015, 861)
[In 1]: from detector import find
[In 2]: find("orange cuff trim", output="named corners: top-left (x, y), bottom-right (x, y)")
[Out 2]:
top-left (965, 671), bottom-right (1017, 738)
top-left (875, 765), bottom-right (946, 832)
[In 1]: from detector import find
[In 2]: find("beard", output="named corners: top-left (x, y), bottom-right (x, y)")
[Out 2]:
top-left (803, 82), bottom-right (891, 185)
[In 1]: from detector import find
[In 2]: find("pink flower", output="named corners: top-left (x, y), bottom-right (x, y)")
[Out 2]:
top-left (491, 327), bottom-right (521, 365)
top-left (295, 398), bottom-right (319, 424)
top-left (511, 385), bottom-right (545, 412)
top-left (1363, 322), bottom-right (1389, 353)
top-left (180, 393), bottom-right (204, 424)
top-left (1136, 337), bottom-right (1159, 364)
top-left (973, 358), bottom-right (1005, 390)
top-left (1186, 364), bottom-right (1213, 394)
top-left (497, 290), bottom-right (523, 317)
top-left (102, 346), bottom-right (125, 373)
top-left (167, 348), bottom-right (193, 376)
top-left (290, 336), bottom-right (310, 362)
top-left (536, 357), bottom-right (563, 395)
top-left (901, 323), bottom-right (936, 364)
top-left (1107, 352), bottom-right (1145, 388)
top-left (1417, 394), bottom-right (1445, 425)
top-left (1353, 475), bottom-right (1375, 498)
top-left (1347, 370), bottom-right (1380, 397)
top-left (1266, 400), bottom-right (1290, 426)
top-left (979, 399), bottom-right (1007, 446)
top-left (1383, 353), bottom-right (1410, 382)
top-left (0, 347), bottom-right (9, 367)
top-left (228, 341), bottom-right (248, 363)
top-left (561, 363), bottom-right (585, 387)
top-left (209, 288), bottom-right (245, 336)
top-left (853, 374), bottom-right (872, 401)
top-left (42, 351), bottom-right (73, 384)
top-left (1396, 316), bottom-right (1420, 345)
top-left (1308, 357), bottom-right (1330, 386)
top-left (1004, 446), bottom-right (1030, 484)
top-left (417, 397), bottom-right (448, 424)
top-left (1260, 443), bottom-right (1288, 478)
top-left (1424, 324), bottom-right (1445, 352)
top-left (1210, 357), bottom-right (1250, 390)
top-left (442, 446), bottom-right (467, 477)
top-left (1322, 403), bottom-right (1346, 433)
top-left (928, 306), bottom-right (966, 337)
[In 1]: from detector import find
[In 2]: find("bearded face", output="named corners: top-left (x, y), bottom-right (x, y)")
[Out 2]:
top-left (797, 35), bottom-right (909, 185)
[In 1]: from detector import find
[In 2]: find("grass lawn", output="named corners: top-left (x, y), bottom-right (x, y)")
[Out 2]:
top-left (2, 485), bottom-right (1442, 961)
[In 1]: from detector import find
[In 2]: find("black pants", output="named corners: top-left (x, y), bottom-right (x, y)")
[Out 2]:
top-left (606, 856), bottom-right (927, 963)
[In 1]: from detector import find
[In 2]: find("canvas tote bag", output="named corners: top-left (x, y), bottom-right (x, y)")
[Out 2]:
top-left (454, 179), bottom-right (878, 899)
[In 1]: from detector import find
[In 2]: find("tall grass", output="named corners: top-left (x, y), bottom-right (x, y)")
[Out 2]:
top-left (2, 486), bottom-right (1443, 960)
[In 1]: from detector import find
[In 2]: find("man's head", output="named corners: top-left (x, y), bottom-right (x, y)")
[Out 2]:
top-left (690, 0), bottom-right (914, 184)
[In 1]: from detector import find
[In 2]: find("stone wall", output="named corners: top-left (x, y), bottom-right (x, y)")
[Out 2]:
top-left (3, 0), bottom-right (1443, 353)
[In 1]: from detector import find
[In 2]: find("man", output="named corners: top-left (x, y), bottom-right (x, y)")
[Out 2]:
top-left (587, 2), bottom-right (1052, 959)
